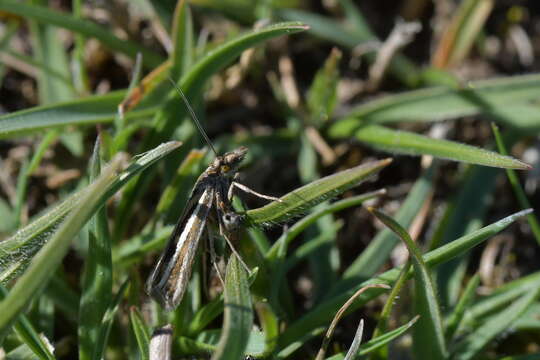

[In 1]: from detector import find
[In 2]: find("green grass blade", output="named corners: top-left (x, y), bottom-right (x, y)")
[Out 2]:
top-left (0, 157), bottom-right (122, 333)
top-left (0, 0), bottom-right (164, 68)
top-left (0, 141), bottom-right (181, 283)
top-left (306, 48), bottom-right (341, 126)
top-left (330, 124), bottom-right (529, 169)
top-left (370, 261), bottom-right (412, 360)
top-left (0, 286), bottom-right (54, 359)
top-left (72, 0), bottom-right (89, 94)
top-left (130, 307), bottom-right (150, 360)
top-left (210, 256), bottom-right (253, 360)
top-left (79, 138), bottom-right (113, 360)
top-left (170, 0), bottom-right (194, 79)
top-left (334, 74), bottom-right (540, 130)
top-left (459, 271), bottom-right (540, 329)
top-left (369, 208), bottom-right (447, 359)
top-left (246, 159), bottom-right (391, 225)
top-left (0, 90), bottom-right (161, 139)
top-left (187, 296), bottom-right (224, 336)
top-left (452, 287), bottom-right (540, 360)
top-left (492, 123), bottom-right (540, 244)
top-left (28, 3), bottom-right (74, 105)
top-left (93, 279), bottom-right (129, 360)
top-left (445, 273), bottom-right (480, 340)
top-left (277, 209), bottom-right (530, 351)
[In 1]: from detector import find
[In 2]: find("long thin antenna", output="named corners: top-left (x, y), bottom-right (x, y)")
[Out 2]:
top-left (168, 78), bottom-right (218, 157)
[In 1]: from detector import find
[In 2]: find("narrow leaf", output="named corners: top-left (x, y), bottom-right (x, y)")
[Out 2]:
top-left (210, 256), bottom-right (253, 360)
top-left (130, 307), bottom-right (151, 360)
top-left (79, 137), bottom-right (113, 360)
top-left (247, 159), bottom-right (391, 225)
top-left (369, 208), bottom-right (447, 359)
top-left (0, 90), bottom-right (159, 139)
top-left (334, 74), bottom-right (540, 130)
top-left (452, 287), bottom-right (540, 360)
top-left (330, 124), bottom-right (529, 169)
top-left (0, 157), bottom-right (122, 333)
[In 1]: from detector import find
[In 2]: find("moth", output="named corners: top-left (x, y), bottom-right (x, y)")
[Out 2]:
top-left (146, 81), bottom-right (279, 311)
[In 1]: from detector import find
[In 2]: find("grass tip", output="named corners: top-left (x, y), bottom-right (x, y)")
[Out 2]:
top-left (517, 161), bottom-right (533, 170)
top-left (519, 208), bottom-right (534, 216)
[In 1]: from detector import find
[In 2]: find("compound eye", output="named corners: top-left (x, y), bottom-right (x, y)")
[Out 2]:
top-left (221, 165), bottom-right (231, 173)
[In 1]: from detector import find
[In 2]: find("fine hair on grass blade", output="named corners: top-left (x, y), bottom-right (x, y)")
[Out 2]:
top-left (315, 283), bottom-right (390, 360)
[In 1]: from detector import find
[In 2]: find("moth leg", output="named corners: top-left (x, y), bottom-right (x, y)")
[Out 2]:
top-left (207, 227), bottom-right (225, 287)
top-left (221, 230), bottom-right (250, 273)
top-left (228, 180), bottom-right (282, 203)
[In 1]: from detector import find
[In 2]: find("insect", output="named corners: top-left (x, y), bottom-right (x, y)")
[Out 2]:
top-left (146, 80), bottom-right (279, 311)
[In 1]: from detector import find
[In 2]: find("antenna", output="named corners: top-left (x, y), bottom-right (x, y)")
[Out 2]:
top-left (168, 78), bottom-right (218, 157)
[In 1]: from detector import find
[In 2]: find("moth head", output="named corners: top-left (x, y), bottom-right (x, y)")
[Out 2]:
top-left (219, 146), bottom-right (248, 175)
top-left (222, 211), bottom-right (244, 231)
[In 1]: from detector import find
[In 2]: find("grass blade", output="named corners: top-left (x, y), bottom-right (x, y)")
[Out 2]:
top-left (330, 124), bottom-right (529, 169)
top-left (79, 137), bottom-right (113, 360)
top-left (246, 159), bottom-right (391, 225)
top-left (210, 256), bottom-right (253, 360)
top-left (0, 286), bottom-right (54, 359)
top-left (0, 157), bottom-right (122, 333)
top-left (492, 123), bottom-right (540, 244)
top-left (445, 273), bottom-right (480, 340)
top-left (334, 74), bottom-right (540, 130)
top-left (452, 287), bottom-right (540, 360)
top-left (170, 0), bottom-right (193, 79)
top-left (93, 279), bottom-right (129, 360)
top-left (307, 48), bottom-right (341, 126)
top-left (130, 307), bottom-right (151, 360)
top-left (368, 208), bottom-right (447, 359)
top-left (0, 90), bottom-right (160, 139)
